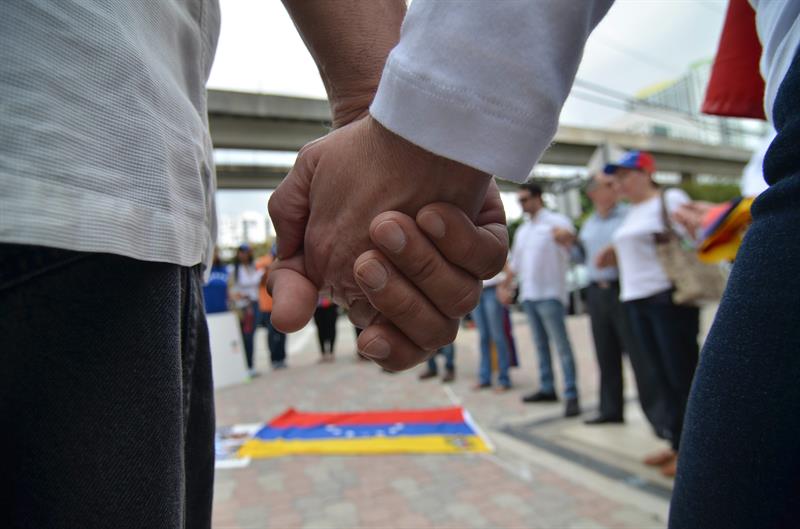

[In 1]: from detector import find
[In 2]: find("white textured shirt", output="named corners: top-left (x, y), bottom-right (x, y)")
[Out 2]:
top-left (509, 209), bottom-right (574, 304)
top-left (0, 1), bottom-right (220, 268)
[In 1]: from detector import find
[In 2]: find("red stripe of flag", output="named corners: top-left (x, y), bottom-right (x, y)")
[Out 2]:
top-left (268, 407), bottom-right (466, 428)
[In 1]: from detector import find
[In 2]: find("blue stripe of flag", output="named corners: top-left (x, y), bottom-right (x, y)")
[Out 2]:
top-left (254, 422), bottom-right (474, 440)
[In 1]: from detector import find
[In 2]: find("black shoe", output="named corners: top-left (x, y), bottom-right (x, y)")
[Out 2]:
top-left (521, 391), bottom-right (558, 403)
top-left (583, 415), bottom-right (623, 425)
top-left (564, 398), bottom-right (581, 417)
top-left (418, 369), bottom-right (438, 380)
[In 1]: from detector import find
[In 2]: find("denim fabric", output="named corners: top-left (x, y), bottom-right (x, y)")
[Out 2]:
top-left (670, 50), bottom-right (800, 529)
top-left (472, 286), bottom-right (512, 387)
top-left (240, 300), bottom-right (260, 369)
top-left (427, 344), bottom-right (455, 372)
top-left (260, 311), bottom-right (287, 364)
top-left (0, 244), bottom-right (214, 529)
top-left (625, 290), bottom-right (699, 451)
top-left (521, 299), bottom-right (578, 399)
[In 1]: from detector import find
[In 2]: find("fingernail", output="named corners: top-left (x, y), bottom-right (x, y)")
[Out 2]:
top-left (374, 221), bottom-right (406, 253)
top-left (355, 259), bottom-right (388, 290)
top-left (419, 211), bottom-right (445, 238)
top-left (361, 337), bottom-right (390, 359)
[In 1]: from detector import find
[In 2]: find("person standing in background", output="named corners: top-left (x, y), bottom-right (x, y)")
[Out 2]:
top-left (314, 295), bottom-right (339, 362)
top-left (471, 267), bottom-right (513, 392)
top-left (256, 249), bottom-right (287, 370)
top-left (507, 183), bottom-right (581, 418)
top-left (603, 151), bottom-right (699, 478)
top-left (202, 248), bottom-right (229, 315)
top-left (575, 173), bottom-right (667, 429)
top-left (231, 244), bottom-right (264, 378)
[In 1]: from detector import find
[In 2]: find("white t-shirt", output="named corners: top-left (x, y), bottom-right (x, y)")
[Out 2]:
top-left (510, 209), bottom-right (575, 304)
top-left (229, 264), bottom-right (263, 305)
top-left (613, 189), bottom-right (691, 302)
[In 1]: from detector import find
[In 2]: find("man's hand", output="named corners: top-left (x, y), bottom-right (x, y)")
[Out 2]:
top-left (552, 227), bottom-right (576, 247)
top-left (351, 187), bottom-right (508, 370)
top-left (594, 245), bottom-right (617, 268)
top-left (268, 116), bottom-right (504, 365)
top-left (674, 201), bottom-right (716, 239)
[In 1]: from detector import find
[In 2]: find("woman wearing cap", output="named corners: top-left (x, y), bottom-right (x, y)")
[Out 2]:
top-left (600, 151), bottom-right (699, 478)
top-left (230, 244), bottom-right (264, 378)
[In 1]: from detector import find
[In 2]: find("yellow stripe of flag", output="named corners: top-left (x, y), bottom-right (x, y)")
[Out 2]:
top-left (237, 434), bottom-right (491, 458)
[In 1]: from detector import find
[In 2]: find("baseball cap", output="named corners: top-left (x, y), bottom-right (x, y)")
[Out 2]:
top-left (604, 150), bottom-right (656, 174)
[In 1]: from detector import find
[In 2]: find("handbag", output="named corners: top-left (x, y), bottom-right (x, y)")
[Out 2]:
top-left (654, 190), bottom-right (727, 305)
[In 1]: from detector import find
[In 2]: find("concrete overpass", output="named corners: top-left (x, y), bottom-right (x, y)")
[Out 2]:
top-left (208, 89), bottom-right (752, 190)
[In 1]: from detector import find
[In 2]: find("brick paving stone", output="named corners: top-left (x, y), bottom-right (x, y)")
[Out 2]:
top-left (212, 315), bottom-right (668, 529)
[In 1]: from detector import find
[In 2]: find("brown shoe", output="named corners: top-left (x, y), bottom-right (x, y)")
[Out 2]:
top-left (493, 385), bottom-right (512, 394)
top-left (441, 368), bottom-right (456, 383)
top-left (472, 382), bottom-right (491, 391)
top-left (660, 457), bottom-right (678, 478)
top-left (418, 369), bottom-right (438, 380)
top-left (643, 449), bottom-right (676, 467)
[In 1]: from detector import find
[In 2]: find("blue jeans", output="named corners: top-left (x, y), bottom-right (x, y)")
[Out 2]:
top-left (427, 343), bottom-right (455, 373)
top-left (472, 286), bottom-right (512, 387)
top-left (670, 50), bottom-right (800, 529)
top-left (522, 299), bottom-right (578, 399)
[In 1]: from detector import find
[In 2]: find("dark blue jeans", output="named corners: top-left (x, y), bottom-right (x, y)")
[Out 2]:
top-left (427, 343), bottom-right (455, 373)
top-left (260, 311), bottom-right (287, 364)
top-left (670, 50), bottom-right (800, 528)
top-left (0, 245), bottom-right (215, 529)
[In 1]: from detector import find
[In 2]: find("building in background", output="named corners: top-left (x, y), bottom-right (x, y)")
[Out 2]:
top-left (218, 211), bottom-right (271, 248)
top-left (614, 59), bottom-right (769, 150)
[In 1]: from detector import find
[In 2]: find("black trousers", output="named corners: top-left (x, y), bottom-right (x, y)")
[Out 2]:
top-left (625, 290), bottom-right (699, 452)
top-left (313, 305), bottom-right (338, 354)
top-left (670, 50), bottom-right (800, 529)
top-left (0, 244), bottom-right (215, 529)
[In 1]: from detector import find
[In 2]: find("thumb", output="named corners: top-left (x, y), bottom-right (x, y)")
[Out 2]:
top-left (267, 254), bottom-right (318, 333)
top-left (267, 141), bottom-right (320, 259)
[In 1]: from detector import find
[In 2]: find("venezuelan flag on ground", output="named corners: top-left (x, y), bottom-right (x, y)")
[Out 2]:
top-left (237, 406), bottom-right (492, 458)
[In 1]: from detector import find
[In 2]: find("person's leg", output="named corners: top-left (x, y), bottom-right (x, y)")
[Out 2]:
top-left (646, 293), bottom-right (699, 451)
top-left (671, 53), bottom-right (800, 527)
top-left (441, 343), bottom-right (455, 372)
top-left (625, 301), bottom-right (677, 444)
top-left (240, 305), bottom-right (255, 369)
top-left (472, 290), bottom-right (493, 386)
top-left (484, 287), bottom-right (513, 387)
top-left (537, 299), bottom-right (578, 400)
top-left (327, 305), bottom-right (338, 354)
top-left (0, 245), bottom-right (214, 529)
top-left (313, 307), bottom-right (326, 356)
top-left (522, 300), bottom-right (555, 395)
top-left (586, 285), bottom-right (624, 419)
top-left (426, 351), bottom-right (439, 374)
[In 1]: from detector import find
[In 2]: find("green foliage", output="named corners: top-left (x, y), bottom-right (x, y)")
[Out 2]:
top-left (507, 217), bottom-right (524, 246)
top-left (679, 182), bottom-right (741, 203)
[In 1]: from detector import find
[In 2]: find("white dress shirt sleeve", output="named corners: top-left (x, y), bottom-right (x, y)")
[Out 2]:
top-left (370, 0), bottom-right (614, 183)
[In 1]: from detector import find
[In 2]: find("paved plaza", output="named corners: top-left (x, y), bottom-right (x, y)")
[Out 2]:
top-left (212, 309), bottom-right (716, 528)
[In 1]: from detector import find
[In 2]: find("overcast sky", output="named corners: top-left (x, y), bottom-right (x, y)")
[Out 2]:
top-left (211, 0), bottom-right (728, 219)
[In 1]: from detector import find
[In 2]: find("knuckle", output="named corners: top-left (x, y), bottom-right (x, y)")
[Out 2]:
top-left (421, 321), bottom-right (458, 351)
top-left (447, 281), bottom-right (482, 318)
top-left (382, 290), bottom-right (422, 322)
top-left (409, 253), bottom-right (441, 284)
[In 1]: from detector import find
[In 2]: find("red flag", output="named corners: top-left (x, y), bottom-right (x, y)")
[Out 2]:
top-left (702, 0), bottom-right (766, 119)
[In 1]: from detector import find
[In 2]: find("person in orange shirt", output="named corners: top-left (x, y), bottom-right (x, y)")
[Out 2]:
top-left (257, 250), bottom-right (288, 370)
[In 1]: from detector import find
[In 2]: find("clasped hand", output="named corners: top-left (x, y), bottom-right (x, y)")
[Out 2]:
top-left (267, 116), bottom-right (508, 370)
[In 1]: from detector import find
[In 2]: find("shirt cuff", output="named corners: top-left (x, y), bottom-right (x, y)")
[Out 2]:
top-left (370, 57), bottom-right (557, 184)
